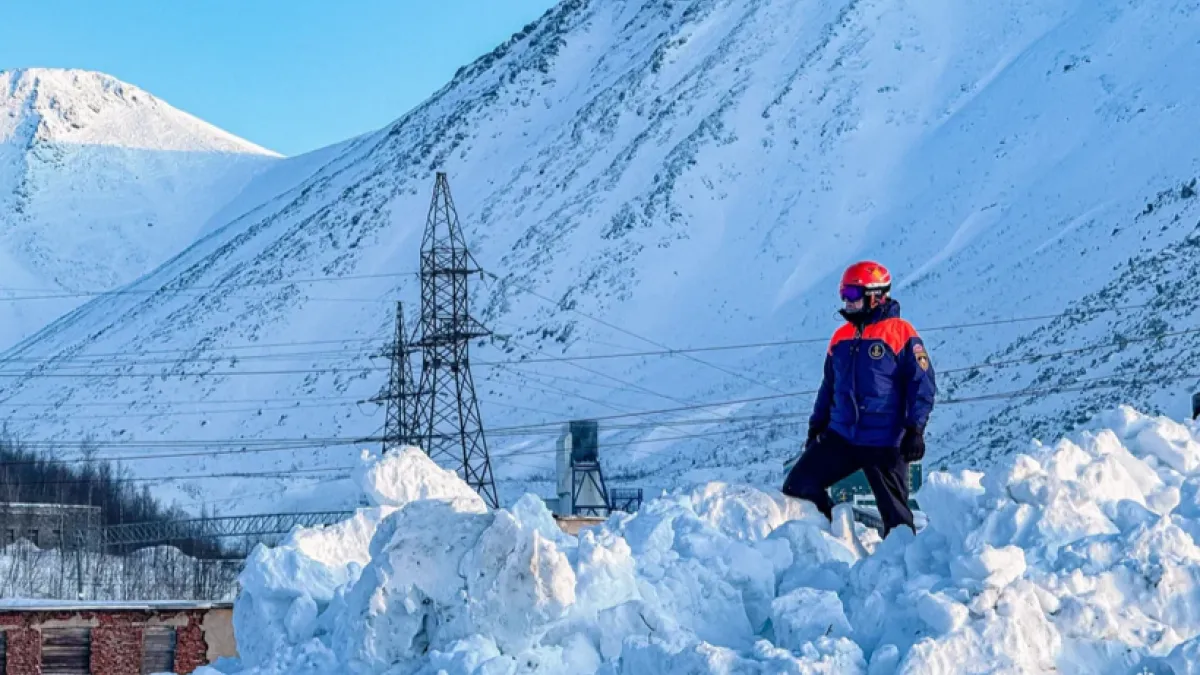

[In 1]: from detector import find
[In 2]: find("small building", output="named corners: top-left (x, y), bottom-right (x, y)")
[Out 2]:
top-left (0, 503), bottom-right (102, 550)
top-left (549, 420), bottom-right (643, 518)
top-left (0, 601), bottom-right (235, 674)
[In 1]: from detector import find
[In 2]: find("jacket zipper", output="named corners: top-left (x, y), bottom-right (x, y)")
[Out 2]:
top-left (849, 324), bottom-right (863, 432)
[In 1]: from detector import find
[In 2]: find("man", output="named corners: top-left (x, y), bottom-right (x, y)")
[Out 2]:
top-left (782, 260), bottom-right (936, 537)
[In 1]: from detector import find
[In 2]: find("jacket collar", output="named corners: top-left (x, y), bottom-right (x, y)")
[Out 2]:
top-left (839, 298), bottom-right (902, 328)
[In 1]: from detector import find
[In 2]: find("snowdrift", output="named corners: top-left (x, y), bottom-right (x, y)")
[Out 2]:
top-left (200, 407), bottom-right (1200, 674)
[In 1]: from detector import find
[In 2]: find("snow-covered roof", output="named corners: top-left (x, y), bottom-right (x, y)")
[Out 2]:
top-left (0, 599), bottom-right (232, 612)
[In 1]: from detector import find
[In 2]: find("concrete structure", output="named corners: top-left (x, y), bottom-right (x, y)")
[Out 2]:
top-left (554, 420), bottom-right (608, 516)
top-left (0, 601), bottom-right (234, 674)
top-left (0, 503), bottom-right (101, 550)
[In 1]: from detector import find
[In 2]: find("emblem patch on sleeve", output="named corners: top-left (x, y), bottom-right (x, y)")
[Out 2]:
top-left (869, 343), bottom-right (885, 359)
top-left (917, 353), bottom-right (930, 371)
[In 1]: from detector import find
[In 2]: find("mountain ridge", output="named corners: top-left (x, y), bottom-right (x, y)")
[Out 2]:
top-left (1, 68), bottom-right (281, 155)
top-left (0, 67), bottom-right (282, 347)
top-left (1, 0), bottom-right (1199, 515)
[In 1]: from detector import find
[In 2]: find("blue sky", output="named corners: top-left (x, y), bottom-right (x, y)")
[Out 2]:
top-left (0, 0), bottom-right (558, 156)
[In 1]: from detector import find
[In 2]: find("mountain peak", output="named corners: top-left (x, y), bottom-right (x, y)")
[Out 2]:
top-left (0, 67), bottom-right (281, 157)
top-left (0, 67), bottom-right (284, 348)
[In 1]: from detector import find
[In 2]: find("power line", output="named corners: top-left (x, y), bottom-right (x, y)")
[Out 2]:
top-left (490, 271), bottom-right (790, 395)
top-left (0, 466), bottom-right (353, 488)
top-left (0, 322), bottom-right (1189, 423)
top-left (0, 271), bottom-right (422, 301)
top-left (0, 335), bottom-right (387, 363)
top-left (0, 401), bottom-right (365, 423)
top-left (0, 365), bottom-right (1191, 471)
top-left (0, 394), bottom-right (366, 408)
top-left (478, 277), bottom-right (738, 458)
top-left (0, 319), bottom-right (1190, 465)
top-left (0, 301), bottom-right (1167, 374)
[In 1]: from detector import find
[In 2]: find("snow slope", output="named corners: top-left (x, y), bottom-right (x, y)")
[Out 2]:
top-left (0, 68), bottom-right (280, 347)
top-left (201, 407), bottom-right (1200, 674)
top-left (1, 0), bottom-right (1200, 513)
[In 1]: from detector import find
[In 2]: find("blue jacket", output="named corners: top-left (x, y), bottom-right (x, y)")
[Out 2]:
top-left (809, 299), bottom-right (936, 448)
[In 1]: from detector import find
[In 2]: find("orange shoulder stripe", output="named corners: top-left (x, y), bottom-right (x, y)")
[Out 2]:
top-left (863, 318), bottom-right (919, 355)
top-left (828, 323), bottom-right (857, 354)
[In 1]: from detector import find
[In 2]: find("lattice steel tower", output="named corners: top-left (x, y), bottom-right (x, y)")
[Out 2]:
top-left (411, 172), bottom-right (499, 508)
top-left (378, 301), bottom-right (419, 451)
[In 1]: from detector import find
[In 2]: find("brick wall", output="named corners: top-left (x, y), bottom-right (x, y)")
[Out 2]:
top-left (5, 627), bottom-right (41, 675)
top-left (174, 612), bottom-right (208, 675)
top-left (91, 612), bottom-right (143, 675)
top-left (0, 605), bottom-right (230, 675)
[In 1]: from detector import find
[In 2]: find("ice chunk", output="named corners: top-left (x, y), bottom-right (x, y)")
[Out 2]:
top-left (352, 446), bottom-right (488, 512)
top-left (771, 587), bottom-right (852, 650)
top-left (767, 520), bottom-right (858, 568)
top-left (831, 503), bottom-right (868, 558)
top-left (916, 591), bottom-right (969, 635)
top-left (1136, 418), bottom-right (1200, 474)
top-left (573, 529), bottom-right (640, 616)
top-left (461, 509), bottom-right (578, 652)
top-left (510, 493), bottom-right (576, 549)
top-left (949, 545), bottom-right (1026, 589)
top-left (688, 482), bottom-right (819, 541)
top-left (1163, 635), bottom-right (1200, 674)
top-left (330, 501), bottom-right (494, 671)
top-left (914, 470), bottom-right (985, 544)
top-left (425, 634), bottom-right (502, 674)
top-left (867, 644), bottom-right (900, 675)
top-left (283, 594), bottom-right (318, 644)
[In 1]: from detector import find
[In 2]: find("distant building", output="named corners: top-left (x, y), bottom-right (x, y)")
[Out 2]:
top-left (0, 502), bottom-right (102, 549)
top-left (549, 420), bottom-right (643, 517)
top-left (0, 601), bottom-right (234, 675)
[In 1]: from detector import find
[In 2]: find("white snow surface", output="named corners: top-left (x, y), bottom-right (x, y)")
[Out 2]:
top-left (0, 68), bottom-right (280, 347)
top-left (199, 407), bottom-right (1200, 674)
top-left (2, 0), bottom-right (1200, 513)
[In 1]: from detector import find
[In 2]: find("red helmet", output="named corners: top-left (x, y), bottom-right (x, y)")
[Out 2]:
top-left (840, 261), bottom-right (891, 301)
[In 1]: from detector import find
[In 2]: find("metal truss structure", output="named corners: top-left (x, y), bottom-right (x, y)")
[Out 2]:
top-left (410, 172), bottom-right (499, 508)
top-left (99, 511), bottom-right (354, 548)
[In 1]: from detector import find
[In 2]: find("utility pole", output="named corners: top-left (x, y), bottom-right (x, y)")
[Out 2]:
top-left (411, 172), bottom-right (499, 508)
top-left (377, 301), bottom-right (419, 451)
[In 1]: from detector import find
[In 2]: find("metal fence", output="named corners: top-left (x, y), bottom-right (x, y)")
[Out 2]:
top-left (608, 487), bottom-right (644, 514)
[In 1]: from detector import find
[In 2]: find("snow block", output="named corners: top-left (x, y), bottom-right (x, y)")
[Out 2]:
top-left (1136, 418), bottom-right (1200, 474)
top-left (770, 587), bottom-right (852, 651)
top-left (915, 592), bottom-right (969, 635)
top-left (352, 446), bottom-right (488, 512)
top-left (949, 545), bottom-right (1026, 589)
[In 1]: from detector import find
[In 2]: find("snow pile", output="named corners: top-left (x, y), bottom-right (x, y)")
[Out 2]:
top-left (203, 408), bottom-right (1200, 674)
top-left (350, 446), bottom-right (489, 512)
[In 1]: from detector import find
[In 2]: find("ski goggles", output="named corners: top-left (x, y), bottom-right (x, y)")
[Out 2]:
top-left (840, 285), bottom-right (866, 302)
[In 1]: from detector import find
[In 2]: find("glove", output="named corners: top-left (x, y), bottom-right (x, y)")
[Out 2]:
top-left (900, 426), bottom-right (925, 462)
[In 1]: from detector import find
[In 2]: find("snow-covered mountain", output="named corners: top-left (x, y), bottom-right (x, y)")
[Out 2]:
top-left (1, 0), bottom-right (1199, 515)
top-left (0, 68), bottom-right (281, 347)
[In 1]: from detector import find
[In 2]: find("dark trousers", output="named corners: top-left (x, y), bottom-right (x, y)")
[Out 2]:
top-left (781, 430), bottom-right (915, 537)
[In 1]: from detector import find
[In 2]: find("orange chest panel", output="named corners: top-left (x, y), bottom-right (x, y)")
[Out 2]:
top-left (828, 318), bottom-right (918, 356)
